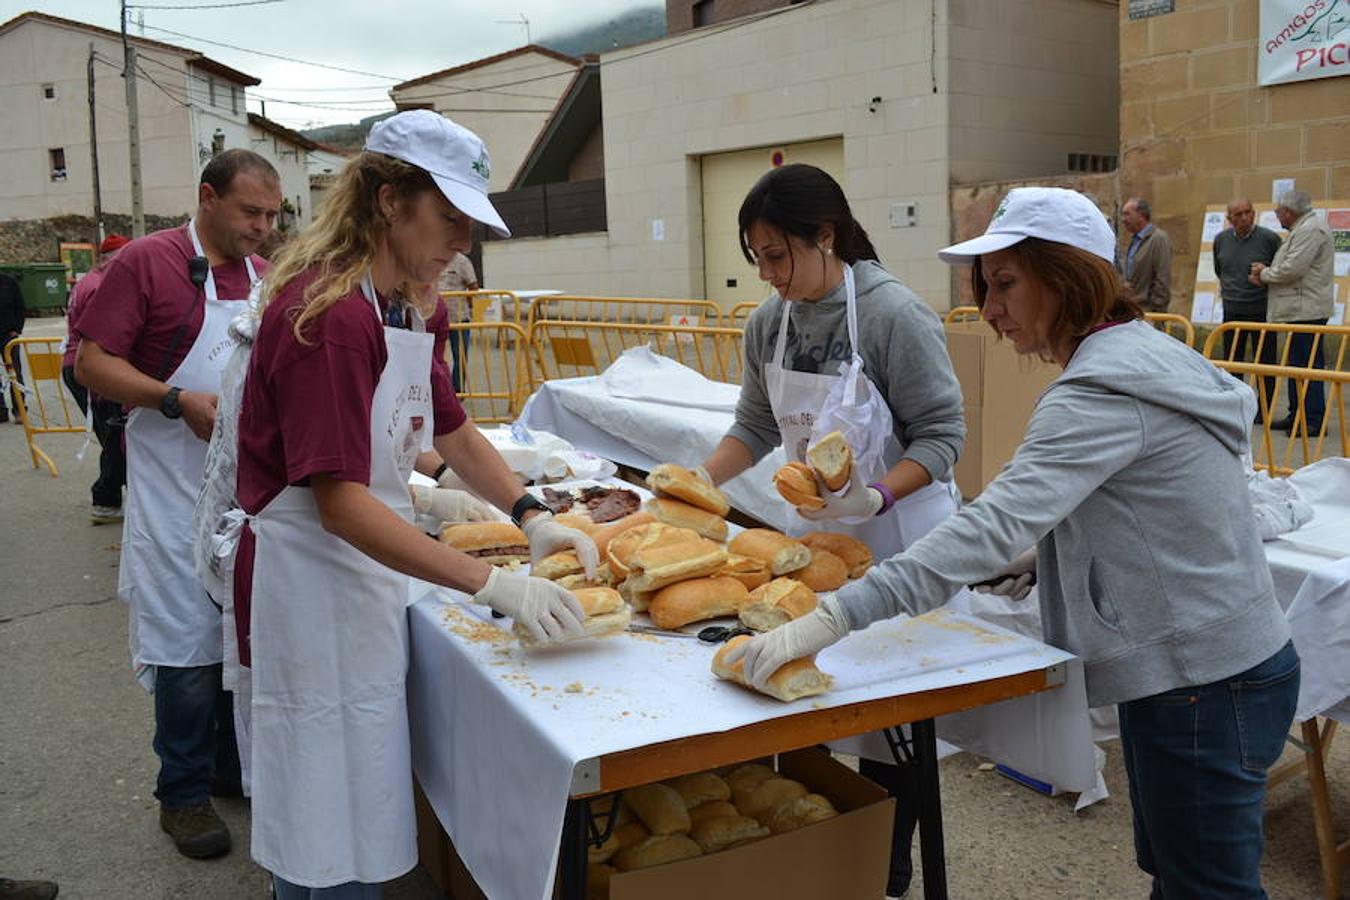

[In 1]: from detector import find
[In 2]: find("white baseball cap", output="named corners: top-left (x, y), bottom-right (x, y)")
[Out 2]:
top-left (938, 186), bottom-right (1115, 265)
top-left (366, 109), bottom-right (510, 237)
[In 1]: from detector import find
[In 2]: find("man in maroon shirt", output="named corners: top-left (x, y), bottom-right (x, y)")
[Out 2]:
top-left (76, 149), bottom-right (281, 860)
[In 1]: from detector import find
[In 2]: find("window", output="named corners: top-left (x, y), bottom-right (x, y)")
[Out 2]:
top-left (49, 148), bottom-right (67, 181)
top-left (693, 0), bottom-right (714, 27)
top-left (1067, 152), bottom-right (1117, 173)
top-left (231, 85), bottom-right (239, 115)
top-left (211, 129), bottom-right (226, 156)
top-left (208, 76), bottom-right (216, 107)
top-left (41, 83), bottom-right (56, 100)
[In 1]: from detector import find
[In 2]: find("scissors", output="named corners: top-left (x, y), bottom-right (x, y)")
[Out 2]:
top-left (627, 623), bottom-right (754, 643)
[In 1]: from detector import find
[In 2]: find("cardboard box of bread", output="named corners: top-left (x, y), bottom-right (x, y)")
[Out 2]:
top-left (586, 748), bottom-right (894, 900)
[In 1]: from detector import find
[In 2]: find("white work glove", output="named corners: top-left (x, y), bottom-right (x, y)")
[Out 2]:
top-left (472, 566), bottom-right (587, 644)
top-left (410, 484), bottom-right (496, 524)
top-left (798, 469), bottom-right (883, 521)
top-left (522, 511), bottom-right (600, 578)
top-left (971, 548), bottom-right (1037, 601)
top-left (722, 594), bottom-right (852, 691)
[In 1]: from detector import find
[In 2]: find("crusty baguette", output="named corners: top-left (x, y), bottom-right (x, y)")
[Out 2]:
top-left (647, 463), bottom-right (730, 516)
top-left (739, 777), bottom-right (809, 824)
top-left (588, 510), bottom-right (657, 558)
top-left (712, 635), bottom-right (833, 703)
top-left (728, 529), bottom-right (811, 576)
top-left (772, 462), bottom-right (825, 511)
top-left (716, 553), bottom-right (771, 592)
top-left (798, 531), bottom-right (873, 579)
top-left (623, 783), bottom-right (691, 835)
top-left (687, 799), bottom-right (739, 825)
top-left (793, 548), bottom-right (849, 592)
top-left (767, 793), bottom-right (838, 834)
top-left (806, 431), bottom-right (853, 492)
top-left (513, 602), bottom-right (632, 647)
top-left (607, 523), bottom-right (700, 578)
top-left (689, 814), bottom-right (771, 853)
top-left (612, 833), bottom-right (703, 872)
top-left (532, 550), bottom-right (583, 581)
top-left (666, 771), bottom-right (731, 809)
top-left (438, 522), bottom-right (530, 565)
top-left (645, 497), bottom-right (728, 542)
top-left (648, 576), bottom-right (749, 630)
top-left (739, 578), bottom-right (818, 632)
top-left (626, 538), bottom-right (728, 592)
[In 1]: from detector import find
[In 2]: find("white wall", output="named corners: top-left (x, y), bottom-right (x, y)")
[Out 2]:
top-left (247, 124), bottom-right (313, 227)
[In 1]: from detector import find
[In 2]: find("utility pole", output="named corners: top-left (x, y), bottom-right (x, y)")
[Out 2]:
top-left (121, 0), bottom-right (145, 237)
top-left (87, 42), bottom-right (105, 247)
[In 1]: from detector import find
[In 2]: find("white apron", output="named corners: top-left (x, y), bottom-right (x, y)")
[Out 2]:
top-left (765, 265), bottom-right (959, 763)
top-left (249, 276), bottom-right (431, 887)
top-left (121, 219), bottom-right (256, 677)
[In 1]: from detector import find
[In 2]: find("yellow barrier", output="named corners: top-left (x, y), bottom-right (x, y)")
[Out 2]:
top-left (443, 321), bottom-right (533, 423)
top-left (527, 295), bottom-right (723, 331)
top-left (726, 301), bottom-right (760, 328)
top-left (944, 305), bottom-right (982, 324)
top-left (440, 289), bottom-right (524, 327)
top-left (528, 320), bottom-right (745, 387)
top-left (1209, 359), bottom-right (1347, 475)
top-left (1144, 312), bottom-right (1196, 347)
top-left (2, 336), bottom-right (84, 476)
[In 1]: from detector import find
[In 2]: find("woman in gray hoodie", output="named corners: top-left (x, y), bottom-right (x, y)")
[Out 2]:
top-left (728, 187), bottom-right (1299, 899)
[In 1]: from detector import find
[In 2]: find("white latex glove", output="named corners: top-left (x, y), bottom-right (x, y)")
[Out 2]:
top-left (798, 469), bottom-right (883, 521)
top-left (436, 466), bottom-right (468, 492)
top-left (971, 548), bottom-right (1037, 601)
top-left (472, 566), bottom-right (586, 644)
top-left (522, 511), bottom-right (600, 578)
top-left (722, 594), bottom-right (852, 691)
top-left (693, 464), bottom-right (714, 486)
top-left (410, 484), bottom-right (496, 524)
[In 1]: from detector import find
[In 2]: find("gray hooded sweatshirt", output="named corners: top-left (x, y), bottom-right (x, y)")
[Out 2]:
top-left (729, 259), bottom-right (965, 482)
top-left (836, 320), bottom-right (1290, 707)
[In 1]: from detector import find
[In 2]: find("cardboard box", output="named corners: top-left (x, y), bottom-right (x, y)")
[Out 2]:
top-left (609, 749), bottom-right (894, 900)
top-left (944, 321), bottom-right (1060, 499)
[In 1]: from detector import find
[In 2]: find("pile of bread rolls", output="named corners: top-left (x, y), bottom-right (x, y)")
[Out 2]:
top-left (586, 763), bottom-right (840, 895)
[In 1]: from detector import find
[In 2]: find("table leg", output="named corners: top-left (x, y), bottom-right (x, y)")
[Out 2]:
top-left (559, 798), bottom-right (588, 900)
top-left (1303, 719), bottom-right (1345, 900)
top-left (913, 718), bottom-right (949, 900)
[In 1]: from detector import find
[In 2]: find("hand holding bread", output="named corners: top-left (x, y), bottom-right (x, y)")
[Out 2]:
top-left (772, 431), bottom-right (853, 512)
top-left (512, 586), bottom-right (632, 646)
top-left (712, 635), bottom-right (832, 702)
top-left (522, 511), bottom-right (600, 577)
top-left (472, 567), bottom-right (586, 645)
top-left (720, 593), bottom-right (851, 694)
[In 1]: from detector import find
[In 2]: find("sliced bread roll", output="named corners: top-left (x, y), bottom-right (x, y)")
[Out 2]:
top-left (513, 587), bottom-right (631, 646)
top-left (687, 799), bottom-right (739, 825)
top-left (798, 531), bottom-right (873, 579)
top-left (767, 793), bottom-right (838, 834)
top-left (588, 510), bottom-right (657, 559)
top-left (739, 777), bottom-right (809, 824)
top-left (806, 430), bottom-right (853, 492)
top-left (647, 463), bottom-right (730, 516)
top-left (712, 635), bottom-right (833, 703)
top-left (608, 523), bottom-right (701, 579)
top-left (612, 833), bottom-right (703, 872)
top-left (716, 553), bottom-right (771, 592)
top-left (772, 461), bottom-right (824, 511)
top-left (689, 814), bottom-right (771, 853)
top-left (666, 771), bottom-right (731, 809)
top-left (648, 576), bottom-right (749, 630)
top-left (626, 538), bottom-right (728, 593)
top-left (623, 783), bottom-right (691, 835)
top-left (728, 529), bottom-right (811, 576)
top-left (532, 549), bottom-right (584, 581)
top-left (739, 578), bottom-right (818, 633)
top-left (553, 511), bottom-right (599, 534)
top-left (793, 547), bottom-right (849, 592)
top-left (439, 521), bottom-right (530, 566)
top-left (645, 497), bottom-right (728, 542)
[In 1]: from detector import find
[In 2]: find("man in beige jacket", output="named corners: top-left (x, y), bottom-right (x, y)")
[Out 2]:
top-left (1119, 198), bottom-right (1173, 312)
top-left (1250, 190), bottom-right (1335, 432)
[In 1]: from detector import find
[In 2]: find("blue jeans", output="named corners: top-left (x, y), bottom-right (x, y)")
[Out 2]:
top-left (1118, 641), bottom-right (1300, 899)
top-left (1284, 319), bottom-right (1327, 426)
top-left (152, 663), bottom-right (239, 809)
top-left (272, 876), bottom-right (381, 899)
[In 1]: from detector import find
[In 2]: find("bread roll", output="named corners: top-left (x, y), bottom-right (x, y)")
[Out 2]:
top-left (666, 772), bottom-right (731, 809)
top-left (438, 522), bottom-right (530, 565)
top-left (613, 821), bottom-right (650, 849)
top-left (588, 510), bottom-right (657, 558)
top-left (647, 464), bottom-right (730, 516)
top-left (687, 800), bottom-right (739, 825)
top-left (724, 764), bottom-right (776, 808)
top-left (728, 529), bottom-right (811, 576)
top-left (532, 550), bottom-right (583, 581)
top-left (513, 587), bottom-right (631, 646)
top-left (689, 814), bottom-right (771, 853)
top-left (772, 462), bottom-right (824, 511)
top-left (626, 538), bottom-right (728, 592)
top-left (799, 531), bottom-right (873, 579)
top-left (767, 793), bottom-right (838, 834)
top-left (588, 833), bottom-right (620, 865)
top-left (712, 635), bottom-right (833, 703)
top-left (607, 523), bottom-right (700, 578)
top-left (793, 548), bottom-right (849, 592)
top-left (648, 577), bottom-right (749, 630)
top-left (739, 777), bottom-right (809, 824)
top-left (556, 571), bottom-right (613, 591)
top-left (645, 497), bottom-right (728, 542)
top-left (807, 430), bottom-right (853, 492)
top-left (554, 511), bottom-right (598, 534)
top-left (716, 554), bottom-right (771, 591)
top-left (623, 783), bottom-right (691, 835)
top-left (739, 578), bottom-right (818, 632)
top-left (612, 833), bottom-right (703, 872)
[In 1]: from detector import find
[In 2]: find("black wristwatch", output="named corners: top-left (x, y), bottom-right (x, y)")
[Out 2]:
top-left (510, 494), bottom-right (549, 527)
top-left (160, 386), bottom-right (183, 419)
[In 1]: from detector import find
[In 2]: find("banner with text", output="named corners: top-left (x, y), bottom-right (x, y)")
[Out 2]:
top-left (1259, 0), bottom-right (1350, 86)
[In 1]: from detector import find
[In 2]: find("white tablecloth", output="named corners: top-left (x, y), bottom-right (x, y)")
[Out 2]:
top-left (407, 586), bottom-right (1093, 900)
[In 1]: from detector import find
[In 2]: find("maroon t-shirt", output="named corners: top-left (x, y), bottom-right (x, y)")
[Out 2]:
top-left (63, 267), bottom-right (105, 368)
top-left (78, 225), bottom-right (266, 379)
top-left (232, 273), bottom-right (465, 665)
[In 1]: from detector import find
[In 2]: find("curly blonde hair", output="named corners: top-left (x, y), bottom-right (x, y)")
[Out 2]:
top-left (262, 151), bottom-right (436, 341)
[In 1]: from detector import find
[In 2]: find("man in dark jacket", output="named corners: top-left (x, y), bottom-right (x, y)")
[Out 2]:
top-left (0, 270), bottom-right (25, 423)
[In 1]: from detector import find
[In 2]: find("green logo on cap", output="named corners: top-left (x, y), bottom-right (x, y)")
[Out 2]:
top-left (993, 198), bottom-right (1010, 221)
top-left (472, 151), bottom-right (490, 181)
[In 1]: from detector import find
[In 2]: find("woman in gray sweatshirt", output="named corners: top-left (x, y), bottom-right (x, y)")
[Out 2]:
top-left (728, 187), bottom-right (1299, 899)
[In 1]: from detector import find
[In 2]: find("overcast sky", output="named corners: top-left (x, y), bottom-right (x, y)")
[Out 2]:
top-left (4, 0), bottom-right (656, 128)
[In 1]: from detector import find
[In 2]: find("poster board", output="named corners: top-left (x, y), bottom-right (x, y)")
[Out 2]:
top-left (1191, 199), bottom-right (1349, 326)
top-left (58, 241), bottom-right (95, 285)
top-left (1258, 0), bottom-right (1350, 86)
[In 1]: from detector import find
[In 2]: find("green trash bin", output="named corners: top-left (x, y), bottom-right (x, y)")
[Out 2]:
top-left (0, 263), bottom-right (69, 315)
